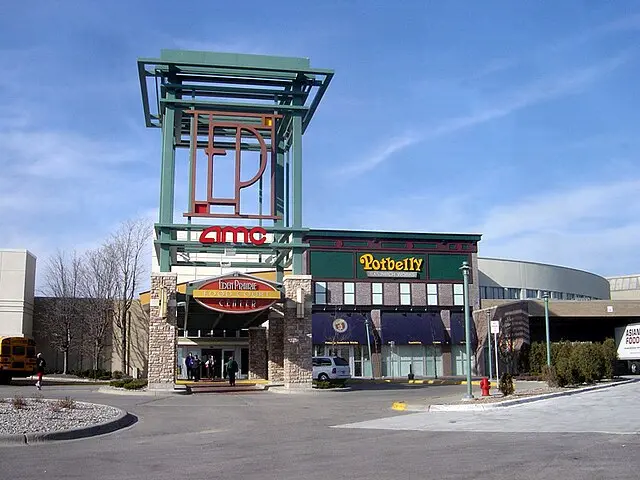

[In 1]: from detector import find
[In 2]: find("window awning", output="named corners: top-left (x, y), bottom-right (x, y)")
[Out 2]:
top-left (450, 312), bottom-right (477, 345)
top-left (380, 312), bottom-right (446, 345)
top-left (312, 313), bottom-right (369, 345)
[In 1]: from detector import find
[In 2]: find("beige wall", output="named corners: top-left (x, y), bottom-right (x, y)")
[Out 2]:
top-left (109, 300), bottom-right (149, 378)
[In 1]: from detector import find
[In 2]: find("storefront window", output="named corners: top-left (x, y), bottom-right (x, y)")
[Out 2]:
top-left (427, 284), bottom-right (438, 305)
top-left (372, 283), bottom-right (383, 304)
top-left (453, 284), bottom-right (464, 305)
top-left (343, 282), bottom-right (355, 305)
top-left (399, 283), bottom-right (411, 305)
top-left (314, 281), bottom-right (327, 304)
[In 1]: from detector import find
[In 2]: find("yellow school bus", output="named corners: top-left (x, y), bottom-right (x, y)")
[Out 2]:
top-left (0, 336), bottom-right (37, 384)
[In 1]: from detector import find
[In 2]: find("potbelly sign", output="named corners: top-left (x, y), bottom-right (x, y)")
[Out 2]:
top-left (193, 276), bottom-right (281, 314)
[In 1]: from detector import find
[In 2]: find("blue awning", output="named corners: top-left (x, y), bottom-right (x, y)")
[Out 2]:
top-left (380, 312), bottom-right (446, 345)
top-left (312, 313), bottom-right (369, 345)
top-left (450, 312), bottom-right (477, 345)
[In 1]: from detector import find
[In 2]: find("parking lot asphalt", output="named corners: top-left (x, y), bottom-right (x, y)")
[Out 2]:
top-left (1, 380), bottom-right (639, 480)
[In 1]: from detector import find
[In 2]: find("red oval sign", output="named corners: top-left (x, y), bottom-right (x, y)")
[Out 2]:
top-left (193, 276), bottom-right (281, 314)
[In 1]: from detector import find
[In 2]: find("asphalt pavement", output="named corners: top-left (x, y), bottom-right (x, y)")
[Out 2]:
top-left (0, 380), bottom-right (638, 479)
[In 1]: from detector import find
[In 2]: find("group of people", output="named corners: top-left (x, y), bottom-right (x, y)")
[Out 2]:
top-left (184, 353), bottom-right (239, 386)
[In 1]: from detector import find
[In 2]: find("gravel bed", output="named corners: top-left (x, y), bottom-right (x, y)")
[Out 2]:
top-left (0, 397), bottom-right (121, 435)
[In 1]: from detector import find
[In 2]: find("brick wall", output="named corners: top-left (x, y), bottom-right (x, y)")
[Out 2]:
top-left (148, 273), bottom-right (177, 390)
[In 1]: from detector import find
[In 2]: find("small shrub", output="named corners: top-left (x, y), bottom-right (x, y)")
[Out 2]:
top-left (55, 396), bottom-right (76, 409)
top-left (112, 371), bottom-right (124, 380)
top-left (11, 396), bottom-right (27, 409)
top-left (499, 373), bottom-right (515, 396)
top-left (49, 403), bottom-right (61, 413)
top-left (123, 379), bottom-right (147, 390)
top-left (601, 338), bottom-right (617, 379)
top-left (98, 375), bottom-right (112, 381)
top-left (313, 381), bottom-right (333, 389)
top-left (110, 380), bottom-right (128, 388)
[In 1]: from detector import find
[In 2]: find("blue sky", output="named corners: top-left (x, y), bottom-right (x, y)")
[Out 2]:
top-left (1, 1), bottom-right (639, 285)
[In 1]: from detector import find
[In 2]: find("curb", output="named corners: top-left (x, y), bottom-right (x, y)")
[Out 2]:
top-left (269, 386), bottom-right (353, 395)
top-left (0, 406), bottom-right (137, 446)
top-left (393, 378), bottom-right (638, 412)
top-left (97, 386), bottom-right (190, 396)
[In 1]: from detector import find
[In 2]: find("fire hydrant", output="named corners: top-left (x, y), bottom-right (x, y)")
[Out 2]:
top-left (480, 377), bottom-right (491, 397)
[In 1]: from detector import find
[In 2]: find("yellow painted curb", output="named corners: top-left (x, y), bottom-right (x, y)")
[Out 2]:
top-left (176, 379), bottom-right (270, 386)
top-left (392, 402), bottom-right (407, 411)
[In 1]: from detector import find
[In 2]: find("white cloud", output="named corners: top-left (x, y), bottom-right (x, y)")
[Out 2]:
top-left (336, 133), bottom-right (420, 176)
top-left (333, 177), bottom-right (640, 276)
top-left (337, 54), bottom-right (631, 177)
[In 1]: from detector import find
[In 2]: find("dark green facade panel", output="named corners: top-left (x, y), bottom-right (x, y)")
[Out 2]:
top-left (309, 251), bottom-right (355, 279)
top-left (413, 242), bottom-right (438, 249)
top-left (380, 242), bottom-right (407, 249)
top-left (428, 254), bottom-right (469, 281)
top-left (342, 241), bottom-right (369, 247)
top-left (309, 240), bottom-right (337, 247)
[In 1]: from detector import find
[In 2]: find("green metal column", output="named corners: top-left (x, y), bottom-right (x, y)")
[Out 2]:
top-left (275, 139), bottom-right (286, 283)
top-left (158, 92), bottom-right (177, 272)
top-left (291, 81), bottom-right (304, 274)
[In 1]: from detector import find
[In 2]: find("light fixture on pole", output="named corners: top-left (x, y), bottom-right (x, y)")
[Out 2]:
top-left (460, 261), bottom-right (473, 400)
top-left (543, 292), bottom-right (551, 366)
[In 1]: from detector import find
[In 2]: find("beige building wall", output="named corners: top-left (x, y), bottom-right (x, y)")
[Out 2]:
top-left (109, 300), bottom-right (149, 378)
top-left (0, 249), bottom-right (36, 338)
top-left (608, 274), bottom-right (640, 300)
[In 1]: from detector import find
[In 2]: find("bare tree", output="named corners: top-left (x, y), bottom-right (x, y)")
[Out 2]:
top-left (38, 250), bottom-right (84, 374)
top-left (108, 218), bottom-right (151, 374)
top-left (80, 245), bottom-right (119, 373)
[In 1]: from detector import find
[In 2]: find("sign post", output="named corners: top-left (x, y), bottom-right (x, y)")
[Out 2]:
top-left (490, 320), bottom-right (500, 382)
top-left (487, 315), bottom-right (493, 380)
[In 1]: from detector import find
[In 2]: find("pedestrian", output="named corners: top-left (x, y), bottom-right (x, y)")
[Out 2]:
top-left (185, 352), bottom-right (194, 380)
top-left (206, 356), bottom-right (216, 380)
top-left (193, 355), bottom-right (201, 382)
top-left (35, 353), bottom-right (46, 390)
top-left (226, 355), bottom-right (238, 386)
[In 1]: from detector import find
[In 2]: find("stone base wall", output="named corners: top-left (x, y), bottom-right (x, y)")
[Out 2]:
top-left (268, 313), bottom-right (284, 382)
top-left (249, 327), bottom-right (267, 380)
top-left (148, 273), bottom-right (177, 390)
top-left (283, 276), bottom-right (312, 389)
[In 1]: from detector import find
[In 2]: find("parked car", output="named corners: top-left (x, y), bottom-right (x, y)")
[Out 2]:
top-left (312, 356), bottom-right (351, 381)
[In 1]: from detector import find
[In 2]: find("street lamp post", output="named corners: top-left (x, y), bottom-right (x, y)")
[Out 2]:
top-left (460, 261), bottom-right (473, 400)
top-left (543, 293), bottom-right (551, 366)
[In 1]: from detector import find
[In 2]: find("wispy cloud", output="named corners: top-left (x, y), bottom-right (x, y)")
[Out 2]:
top-left (339, 53), bottom-right (631, 177)
top-left (334, 176), bottom-right (640, 276)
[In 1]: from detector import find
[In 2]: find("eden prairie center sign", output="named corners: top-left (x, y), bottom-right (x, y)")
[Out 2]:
top-left (193, 275), bottom-right (281, 314)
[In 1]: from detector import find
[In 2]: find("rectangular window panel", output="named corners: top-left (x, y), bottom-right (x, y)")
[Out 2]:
top-left (400, 283), bottom-right (411, 306)
top-left (344, 282), bottom-right (355, 305)
top-left (427, 283), bottom-right (438, 306)
top-left (372, 282), bottom-right (383, 305)
top-left (453, 284), bottom-right (464, 306)
top-left (314, 281), bottom-right (327, 304)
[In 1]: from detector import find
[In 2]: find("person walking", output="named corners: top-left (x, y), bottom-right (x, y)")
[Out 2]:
top-left (193, 355), bottom-right (202, 382)
top-left (226, 355), bottom-right (238, 386)
top-left (35, 353), bottom-right (46, 390)
top-left (185, 352), bottom-right (194, 380)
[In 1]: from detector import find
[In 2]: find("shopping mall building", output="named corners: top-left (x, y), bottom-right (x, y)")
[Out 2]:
top-left (2, 49), bottom-right (638, 387)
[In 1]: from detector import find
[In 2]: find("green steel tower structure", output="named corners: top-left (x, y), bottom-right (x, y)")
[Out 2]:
top-left (138, 49), bottom-right (333, 281)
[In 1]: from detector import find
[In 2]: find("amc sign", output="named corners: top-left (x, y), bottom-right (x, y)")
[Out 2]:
top-left (193, 276), bottom-right (281, 314)
top-left (199, 226), bottom-right (268, 246)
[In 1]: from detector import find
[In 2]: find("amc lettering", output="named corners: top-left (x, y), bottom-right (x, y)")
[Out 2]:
top-left (359, 253), bottom-right (423, 272)
top-left (199, 226), bottom-right (267, 245)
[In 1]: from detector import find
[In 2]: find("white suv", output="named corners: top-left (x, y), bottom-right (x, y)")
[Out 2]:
top-left (312, 356), bottom-right (351, 381)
